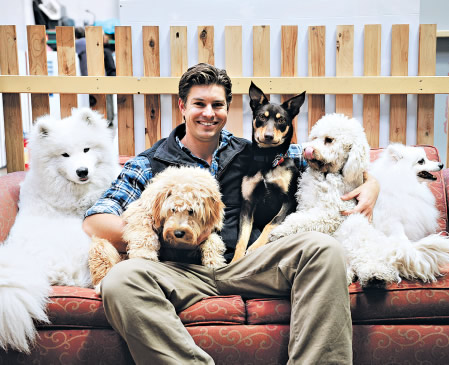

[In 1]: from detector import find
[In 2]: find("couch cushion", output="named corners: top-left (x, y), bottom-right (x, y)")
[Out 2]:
top-left (41, 286), bottom-right (109, 329)
top-left (349, 276), bottom-right (449, 324)
top-left (246, 298), bottom-right (291, 325)
top-left (179, 295), bottom-right (246, 325)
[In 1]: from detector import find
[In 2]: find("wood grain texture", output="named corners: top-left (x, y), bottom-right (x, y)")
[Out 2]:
top-left (143, 26), bottom-right (161, 148)
top-left (281, 25), bottom-right (299, 143)
top-left (417, 24), bottom-right (436, 146)
top-left (225, 26), bottom-right (243, 137)
top-left (198, 26), bottom-right (214, 65)
top-left (308, 26), bottom-right (325, 130)
top-left (85, 26), bottom-right (106, 118)
top-left (363, 24), bottom-right (381, 147)
top-left (115, 26), bottom-right (135, 156)
top-left (335, 25), bottom-right (353, 117)
top-left (0, 25), bottom-right (24, 172)
top-left (56, 26), bottom-right (77, 118)
top-left (170, 26), bottom-right (187, 129)
top-left (27, 25), bottom-right (49, 121)
top-left (389, 24), bottom-right (409, 144)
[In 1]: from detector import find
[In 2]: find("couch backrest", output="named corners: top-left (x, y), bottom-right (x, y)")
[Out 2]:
top-left (370, 145), bottom-right (448, 233)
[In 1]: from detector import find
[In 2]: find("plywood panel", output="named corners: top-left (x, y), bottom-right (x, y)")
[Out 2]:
top-left (170, 26), bottom-right (188, 129)
top-left (56, 26), bottom-right (77, 118)
top-left (389, 24), bottom-right (409, 144)
top-left (0, 25), bottom-right (24, 172)
top-left (115, 26), bottom-right (135, 156)
top-left (363, 24), bottom-right (381, 148)
top-left (417, 24), bottom-right (436, 146)
top-left (335, 25), bottom-right (353, 118)
top-left (281, 25), bottom-right (299, 143)
top-left (308, 26), bottom-right (325, 130)
top-left (225, 26), bottom-right (243, 137)
top-left (143, 26), bottom-right (161, 148)
top-left (85, 26), bottom-right (106, 118)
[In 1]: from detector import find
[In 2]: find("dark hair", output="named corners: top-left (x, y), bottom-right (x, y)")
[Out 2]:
top-left (178, 63), bottom-right (232, 108)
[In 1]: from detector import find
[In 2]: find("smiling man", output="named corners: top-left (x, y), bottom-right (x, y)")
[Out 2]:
top-left (82, 63), bottom-right (364, 364)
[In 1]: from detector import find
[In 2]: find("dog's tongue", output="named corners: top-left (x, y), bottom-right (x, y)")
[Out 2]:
top-left (304, 146), bottom-right (314, 160)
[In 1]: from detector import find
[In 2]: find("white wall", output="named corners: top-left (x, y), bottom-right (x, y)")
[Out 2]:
top-left (120, 0), bottom-right (421, 154)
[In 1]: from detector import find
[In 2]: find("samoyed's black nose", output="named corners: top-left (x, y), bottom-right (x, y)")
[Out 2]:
top-left (174, 230), bottom-right (185, 238)
top-left (76, 167), bottom-right (89, 178)
top-left (439, 162), bottom-right (444, 170)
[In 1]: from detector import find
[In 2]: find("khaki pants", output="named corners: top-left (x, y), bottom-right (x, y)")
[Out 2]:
top-left (101, 232), bottom-right (352, 364)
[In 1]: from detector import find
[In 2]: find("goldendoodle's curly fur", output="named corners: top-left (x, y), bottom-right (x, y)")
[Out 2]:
top-left (89, 166), bottom-right (227, 292)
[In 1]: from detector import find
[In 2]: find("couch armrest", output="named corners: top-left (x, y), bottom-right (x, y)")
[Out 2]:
top-left (0, 171), bottom-right (26, 242)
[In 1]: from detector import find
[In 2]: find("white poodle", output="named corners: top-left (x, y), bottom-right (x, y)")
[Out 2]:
top-left (334, 144), bottom-right (449, 285)
top-left (268, 113), bottom-right (370, 241)
top-left (89, 165), bottom-right (227, 293)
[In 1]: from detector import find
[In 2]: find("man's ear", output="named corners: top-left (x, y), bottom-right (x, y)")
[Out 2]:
top-left (178, 98), bottom-right (186, 122)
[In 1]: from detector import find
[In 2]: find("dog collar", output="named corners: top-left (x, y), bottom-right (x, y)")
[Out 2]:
top-left (272, 152), bottom-right (290, 167)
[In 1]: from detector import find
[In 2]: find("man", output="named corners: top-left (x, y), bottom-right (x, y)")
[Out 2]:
top-left (83, 63), bottom-right (378, 364)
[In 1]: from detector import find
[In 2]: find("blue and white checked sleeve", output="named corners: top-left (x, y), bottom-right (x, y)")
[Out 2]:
top-left (288, 143), bottom-right (308, 170)
top-left (84, 156), bottom-right (153, 218)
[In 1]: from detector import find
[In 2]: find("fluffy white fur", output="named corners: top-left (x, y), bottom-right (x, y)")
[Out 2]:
top-left (89, 165), bottom-right (227, 293)
top-left (0, 108), bottom-right (120, 353)
top-left (268, 113), bottom-right (370, 241)
top-left (334, 144), bottom-right (449, 285)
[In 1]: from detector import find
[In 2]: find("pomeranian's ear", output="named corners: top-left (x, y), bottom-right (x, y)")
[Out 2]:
top-left (386, 144), bottom-right (404, 162)
top-left (249, 81), bottom-right (269, 112)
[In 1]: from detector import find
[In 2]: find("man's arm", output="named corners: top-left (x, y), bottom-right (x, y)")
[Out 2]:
top-left (83, 214), bottom-right (127, 252)
top-left (340, 172), bottom-right (380, 221)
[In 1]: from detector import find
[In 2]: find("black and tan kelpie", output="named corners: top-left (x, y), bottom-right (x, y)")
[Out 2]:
top-left (231, 82), bottom-right (305, 262)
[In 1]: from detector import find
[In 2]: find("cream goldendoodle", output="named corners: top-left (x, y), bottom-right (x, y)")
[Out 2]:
top-left (89, 166), bottom-right (227, 292)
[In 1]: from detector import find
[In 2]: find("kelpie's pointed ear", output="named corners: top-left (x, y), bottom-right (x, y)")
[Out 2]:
top-left (249, 81), bottom-right (269, 112)
top-left (281, 91), bottom-right (306, 118)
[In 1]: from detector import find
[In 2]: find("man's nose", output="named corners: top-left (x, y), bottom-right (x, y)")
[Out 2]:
top-left (203, 104), bottom-right (214, 118)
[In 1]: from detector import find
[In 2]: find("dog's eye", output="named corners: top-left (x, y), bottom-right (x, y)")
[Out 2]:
top-left (84, 148), bottom-right (90, 153)
top-left (258, 113), bottom-right (267, 121)
top-left (188, 209), bottom-right (194, 216)
top-left (277, 117), bottom-right (286, 125)
top-left (324, 137), bottom-right (334, 144)
top-left (418, 158), bottom-right (425, 165)
top-left (61, 153), bottom-right (70, 157)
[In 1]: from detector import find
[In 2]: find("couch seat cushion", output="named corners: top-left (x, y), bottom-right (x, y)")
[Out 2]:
top-left (41, 286), bottom-right (109, 329)
top-left (179, 295), bottom-right (246, 325)
top-left (350, 275), bottom-right (449, 324)
top-left (246, 298), bottom-right (291, 325)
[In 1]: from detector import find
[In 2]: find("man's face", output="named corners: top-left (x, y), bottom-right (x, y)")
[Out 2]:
top-left (179, 84), bottom-right (228, 143)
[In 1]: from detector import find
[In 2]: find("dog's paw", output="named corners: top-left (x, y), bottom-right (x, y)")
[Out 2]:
top-left (95, 282), bottom-right (102, 296)
top-left (268, 228), bottom-right (288, 242)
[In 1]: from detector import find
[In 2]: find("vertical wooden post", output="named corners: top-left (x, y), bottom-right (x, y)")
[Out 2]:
top-left (389, 24), bottom-right (409, 144)
top-left (115, 26), bottom-right (135, 156)
top-left (27, 25), bottom-right (50, 121)
top-left (308, 26), bottom-right (326, 130)
top-left (198, 26), bottom-right (214, 65)
top-left (417, 24), bottom-right (436, 147)
top-left (0, 25), bottom-right (24, 172)
top-left (170, 26), bottom-right (188, 129)
top-left (143, 26), bottom-right (161, 148)
top-left (85, 26), bottom-right (106, 118)
top-left (56, 26), bottom-right (77, 118)
top-left (363, 24), bottom-right (381, 148)
top-left (281, 25), bottom-right (299, 143)
top-left (335, 25), bottom-right (354, 118)
top-left (225, 26), bottom-right (243, 137)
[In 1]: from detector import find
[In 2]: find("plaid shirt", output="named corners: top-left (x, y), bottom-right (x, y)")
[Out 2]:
top-left (85, 129), bottom-right (306, 218)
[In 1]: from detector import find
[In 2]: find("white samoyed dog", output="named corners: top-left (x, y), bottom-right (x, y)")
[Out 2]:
top-left (0, 108), bottom-right (120, 353)
top-left (334, 144), bottom-right (449, 286)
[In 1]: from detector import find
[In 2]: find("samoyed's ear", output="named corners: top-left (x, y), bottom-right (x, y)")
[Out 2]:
top-left (34, 116), bottom-right (52, 138)
top-left (385, 144), bottom-right (404, 162)
top-left (73, 107), bottom-right (101, 126)
top-left (342, 140), bottom-right (370, 185)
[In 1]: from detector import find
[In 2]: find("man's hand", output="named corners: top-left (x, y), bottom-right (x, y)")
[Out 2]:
top-left (340, 172), bottom-right (379, 222)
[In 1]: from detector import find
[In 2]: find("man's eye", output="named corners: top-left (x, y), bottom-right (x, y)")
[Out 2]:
top-left (195, 102), bottom-right (205, 107)
top-left (213, 103), bottom-right (225, 108)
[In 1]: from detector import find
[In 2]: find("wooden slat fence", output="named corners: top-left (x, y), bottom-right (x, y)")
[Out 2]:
top-left (0, 24), bottom-right (448, 173)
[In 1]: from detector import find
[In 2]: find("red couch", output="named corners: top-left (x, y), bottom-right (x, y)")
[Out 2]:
top-left (1, 146), bottom-right (449, 364)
